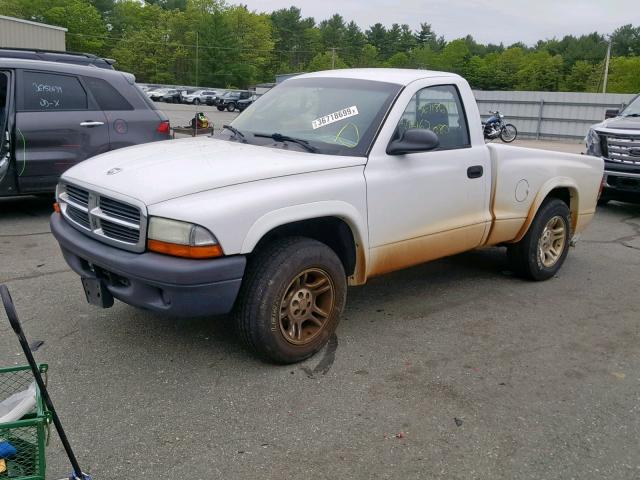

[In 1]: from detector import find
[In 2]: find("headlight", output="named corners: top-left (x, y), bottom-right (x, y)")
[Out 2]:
top-left (147, 217), bottom-right (223, 258)
top-left (585, 128), bottom-right (602, 157)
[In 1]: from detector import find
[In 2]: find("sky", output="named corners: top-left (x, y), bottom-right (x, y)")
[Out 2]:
top-left (240, 0), bottom-right (637, 46)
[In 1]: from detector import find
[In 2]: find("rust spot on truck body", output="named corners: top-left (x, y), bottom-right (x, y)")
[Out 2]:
top-left (367, 223), bottom-right (486, 278)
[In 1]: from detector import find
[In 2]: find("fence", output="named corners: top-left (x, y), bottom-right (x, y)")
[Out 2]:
top-left (474, 90), bottom-right (637, 141)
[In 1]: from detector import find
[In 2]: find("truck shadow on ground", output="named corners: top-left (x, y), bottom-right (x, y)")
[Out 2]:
top-left (101, 246), bottom-right (515, 368)
top-left (0, 195), bottom-right (54, 220)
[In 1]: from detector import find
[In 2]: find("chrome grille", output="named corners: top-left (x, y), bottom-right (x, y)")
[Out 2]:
top-left (605, 135), bottom-right (640, 164)
top-left (101, 220), bottom-right (140, 243)
top-left (67, 206), bottom-right (90, 229)
top-left (99, 197), bottom-right (140, 223)
top-left (58, 183), bottom-right (146, 252)
top-left (66, 184), bottom-right (89, 206)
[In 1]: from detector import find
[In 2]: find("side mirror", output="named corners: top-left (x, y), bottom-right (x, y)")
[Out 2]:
top-left (387, 128), bottom-right (440, 155)
top-left (605, 109), bottom-right (619, 119)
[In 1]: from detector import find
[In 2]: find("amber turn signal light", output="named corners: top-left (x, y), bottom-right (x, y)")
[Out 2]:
top-left (53, 202), bottom-right (61, 213)
top-left (147, 239), bottom-right (223, 259)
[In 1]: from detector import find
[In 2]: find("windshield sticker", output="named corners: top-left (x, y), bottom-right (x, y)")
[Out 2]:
top-left (312, 106), bottom-right (359, 130)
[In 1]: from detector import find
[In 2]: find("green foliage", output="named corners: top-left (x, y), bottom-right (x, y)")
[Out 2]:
top-left (611, 24), bottom-right (640, 56)
top-left (606, 56), bottom-right (640, 93)
top-left (307, 51), bottom-right (347, 71)
top-left (0, 0), bottom-right (639, 93)
top-left (562, 60), bottom-right (599, 92)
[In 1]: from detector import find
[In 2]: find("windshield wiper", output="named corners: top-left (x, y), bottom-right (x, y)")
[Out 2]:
top-left (254, 133), bottom-right (318, 153)
top-left (622, 113), bottom-right (640, 118)
top-left (222, 124), bottom-right (246, 142)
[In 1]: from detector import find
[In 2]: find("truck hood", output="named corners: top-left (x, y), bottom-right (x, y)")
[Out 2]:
top-left (593, 116), bottom-right (640, 132)
top-left (62, 137), bottom-right (365, 205)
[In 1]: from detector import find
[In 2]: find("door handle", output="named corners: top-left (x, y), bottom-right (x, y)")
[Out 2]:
top-left (80, 121), bottom-right (104, 127)
top-left (467, 165), bottom-right (483, 179)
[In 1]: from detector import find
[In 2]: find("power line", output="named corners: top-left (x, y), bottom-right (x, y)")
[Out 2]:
top-left (66, 31), bottom-right (321, 55)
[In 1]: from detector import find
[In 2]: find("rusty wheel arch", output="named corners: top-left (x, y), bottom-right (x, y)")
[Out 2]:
top-left (251, 217), bottom-right (362, 282)
top-left (513, 186), bottom-right (579, 243)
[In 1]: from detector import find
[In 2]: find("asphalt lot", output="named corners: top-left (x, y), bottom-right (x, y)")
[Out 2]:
top-left (1, 132), bottom-right (639, 479)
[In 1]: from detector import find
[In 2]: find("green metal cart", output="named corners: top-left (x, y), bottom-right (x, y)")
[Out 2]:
top-left (0, 364), bottom-right (49, 480)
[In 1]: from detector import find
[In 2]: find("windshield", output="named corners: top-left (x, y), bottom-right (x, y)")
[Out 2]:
top-left (620, 95), bottom-right (640, 117)
top-left (229, 77), bottom-right (402, 156)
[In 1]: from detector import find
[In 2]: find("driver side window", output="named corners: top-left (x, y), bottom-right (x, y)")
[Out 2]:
top-left (396, 84), bottom-right (470, 150)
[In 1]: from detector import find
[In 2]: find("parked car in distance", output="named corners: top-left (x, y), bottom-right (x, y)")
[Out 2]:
top-left (179, 87), bottom-right (199, 103)
top-left (160, 89), bottom-right (182, 103)
top-left (147, 88), bottom-right (170, 101)
top-left (0, 47), bottom-right (115, 69)
top-left (586, 94), bottom-right (640, 204)
top-left (51, 68), bottom-right (603, 364)
top-left (0, 58), bottom-right (170, 197)
top-left (210, 90), bottom-right (252, 111)
top-left (236, 94), bottom-right (260, 112)
top-left (182, 89), bottom-right (220, 105)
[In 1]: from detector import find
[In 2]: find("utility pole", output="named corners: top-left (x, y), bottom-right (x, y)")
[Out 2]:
top-left (195, 31), bottom-right (199, 88)
top-left (195, 31), bottom-right (199, 136)
top-left (603, 36), bottom-right (612, 93)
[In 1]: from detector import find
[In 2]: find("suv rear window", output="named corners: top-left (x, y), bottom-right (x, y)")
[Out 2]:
top-left (84, 76), bottom-right (133, 111)
top-left (23, 71), bottom-right (87, 111)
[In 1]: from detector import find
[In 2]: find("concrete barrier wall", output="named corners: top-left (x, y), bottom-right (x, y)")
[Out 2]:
top-left (474, 90), bottom-right (637, 140)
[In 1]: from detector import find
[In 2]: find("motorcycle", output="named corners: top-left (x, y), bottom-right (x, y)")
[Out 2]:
top-left (483, 110), bottom-right (518, 143)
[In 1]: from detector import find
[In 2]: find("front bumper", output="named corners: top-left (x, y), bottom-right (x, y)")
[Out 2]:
top-left (603, 160), bottom-right (640, 199)
top-left (51, 213), bottom-right (246, 317)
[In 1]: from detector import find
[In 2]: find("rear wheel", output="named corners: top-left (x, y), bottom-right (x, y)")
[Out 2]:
top-left (500, 124), bottom-right (518, 142)
top-left (217, 106), bottom-right (224, 111)
top-left (235, 237), bottom-right (346, 364)
top-left (227, 102), bottom-right (236, 112)
top-left (507, 198), bottom-right (570, 281)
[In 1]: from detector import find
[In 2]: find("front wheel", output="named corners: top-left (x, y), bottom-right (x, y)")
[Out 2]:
top-left (216, 106), bottom-right (224, 111)
top-left (507, 198), bottom-right (571, 281)
top-left (235, 237), bottom-right (347, 364)
top-left (500, 124), bottom-right (517, 142)
top-left (227, 102), bottom-right (236, 112)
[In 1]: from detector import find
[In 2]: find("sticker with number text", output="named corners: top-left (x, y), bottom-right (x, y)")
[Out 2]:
top-left (312, 106), bottom-right (359, 129)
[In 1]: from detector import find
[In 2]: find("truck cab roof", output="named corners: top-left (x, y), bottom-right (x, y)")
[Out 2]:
top-left (297, 68), bottom-right (463, 86)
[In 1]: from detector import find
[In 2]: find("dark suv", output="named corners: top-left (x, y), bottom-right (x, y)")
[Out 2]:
top-left (0, 58), bottom-right (170, 197)
top-left (209, 91), bottom-right (252, 112)
top-left (586, 94), bottom-right (640, 204)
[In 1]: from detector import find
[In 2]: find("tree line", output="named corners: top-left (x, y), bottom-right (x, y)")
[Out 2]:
top-left (1, 0), bottom-right (639, 93)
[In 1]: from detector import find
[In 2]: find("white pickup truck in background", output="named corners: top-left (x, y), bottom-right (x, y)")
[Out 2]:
top-left (50, 69), bottom-right (604, 363)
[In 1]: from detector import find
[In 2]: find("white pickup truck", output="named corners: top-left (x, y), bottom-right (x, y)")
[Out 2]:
top-left (51, 69), bottom-right (603, 363)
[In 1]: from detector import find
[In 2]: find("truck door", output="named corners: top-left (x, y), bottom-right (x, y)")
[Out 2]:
top-left (14, 69), bottom-right (109, 194)
top-left (365, 82), bottom-right (492, 277)
top-left (0, 70), bottom-right (17, 196)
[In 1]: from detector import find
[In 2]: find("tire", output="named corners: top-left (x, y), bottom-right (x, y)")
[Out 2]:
top-left (500, 124), bottom-right (518, 142)
top-left (194, 98), bottom-right (201, 105)
top-left (507, 198), bottom-right (571, 281)
top-left (227, 102), bottom-right (236, 112)
top-left (217, 106), bottom-right (224, 111)
top-left (235, 237), bottom-right (347, 364)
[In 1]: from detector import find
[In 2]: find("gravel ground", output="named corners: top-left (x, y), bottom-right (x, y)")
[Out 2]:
top-left (1, 134), bottom-right (638, 479)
